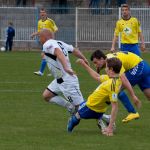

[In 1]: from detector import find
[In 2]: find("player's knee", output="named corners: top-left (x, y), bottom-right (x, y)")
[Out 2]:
top-left (42, 93), bottom-right (49, 102)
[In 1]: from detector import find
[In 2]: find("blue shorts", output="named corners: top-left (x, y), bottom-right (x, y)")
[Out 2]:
top-left (78, 101), bottom-right (103, 119)
top-left (121, 43), bottom-right (141, 56)
top-left (125, 61), bottom-right (150, 91)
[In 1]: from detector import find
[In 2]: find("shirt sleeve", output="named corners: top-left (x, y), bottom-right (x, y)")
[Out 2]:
top-left (114, 21), bottom-right (120, 36)
top-left (48, 19), bottom-right (58, 33)
top-left (100, 75), bottom-right (109, 83)
top-left (109, 92), bottom-right (118, 102)
top-left (137, 19), bottom-right (142, 33)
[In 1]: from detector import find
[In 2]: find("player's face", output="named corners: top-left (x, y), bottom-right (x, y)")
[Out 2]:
top-left (121, 7), bottom-right (130, 18)
top-left (92, 58), bottom-right (105, 71)
top-left (40, 10), bottom-right (47, 20)
top-left (105, 63), bottom-right (112, 77)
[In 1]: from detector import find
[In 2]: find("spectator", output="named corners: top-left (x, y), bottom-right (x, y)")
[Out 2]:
top-left (5, 22), bottom-right (15, 52)
top-left (16, 0), bottom-right (26, 7)
top-left (117, 0), bottom-right (126, 7)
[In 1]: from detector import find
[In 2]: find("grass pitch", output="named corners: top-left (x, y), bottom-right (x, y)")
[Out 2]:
top-left (0, 51), bottom-right (150, 150)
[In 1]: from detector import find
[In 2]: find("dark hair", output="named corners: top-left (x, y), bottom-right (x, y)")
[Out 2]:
top-left (40, 8), bottom-right (47, 12)
top-left (90, 50), bottom-right (107, 61)
top-left (106, 57), bottom-right (122, 74)
top-left (121, 4), bottom-right (130, 10)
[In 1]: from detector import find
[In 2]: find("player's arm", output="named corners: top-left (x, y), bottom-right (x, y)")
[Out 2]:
top-left (111, 34), bottom-right (118, 52)
top-left (54, 48), bottom-right (74, 75)
top-left (111, 22), bottom-right (119, 52)
top-left (76, 59), bottom-right (100, 82)
top-left (72, 48), bottom-right (89, 65)
top-left (138, 32), bottom-right (145, 51)
top-left (102, 101), bottom-right (118, 136)
top-left (30, 21), bottom-right (40, 38)
top-left (120, 74), bottom-right (141, 108)
top-left (30, 31), bottom-right (39, 39)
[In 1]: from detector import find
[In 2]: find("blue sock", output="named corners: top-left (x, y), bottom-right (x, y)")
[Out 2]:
top-left (118, 91), bottom-right (136, 113)
top-left (40, 59), bottom-right (47, 73)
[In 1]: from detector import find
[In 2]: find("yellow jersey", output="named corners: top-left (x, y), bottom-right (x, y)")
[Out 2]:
top-left (86, 76), bottom-right (121, 113)
top-left (38, 18), bottom-right (58, 33)
top-left (107, 52), bottom-right (142, 72)
top-left (114, 17), bottom-right (141, 44)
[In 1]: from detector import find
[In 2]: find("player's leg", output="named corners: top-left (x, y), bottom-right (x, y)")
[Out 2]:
top-left (61, 78), bottom-right (85, 112)
top-left (5, 39), bottom-right (9, 51)
top-left (120, 44), bottom-right (141, 56)
top-left (34, 52), bottom-right (46, 76)
top-left (67, 101), bottom-right (103, 132)
top-left (43, 80), bottom-right (75, 113)
top-left (9, 39), bottom-right (13, 51)
top-left (138, 61), bottom-right (150, 101)
top-left (118, 90), bottom-right (139, 123)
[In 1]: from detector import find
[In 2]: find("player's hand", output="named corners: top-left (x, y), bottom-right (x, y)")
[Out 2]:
top-left (141, 43), bottom-right (145, 52)
top-left (64, 68), bottom-right (75, 76)
top-left (76, 59), bottom-right (86, 66)
top-left (110, 47), bottom-right (116, 53)
top-left (83, 58), bottom-right (90, 66)
top-left (102, 127), bottom-right (113, 136)
top-left (132, 95), bottom-right (141, 109)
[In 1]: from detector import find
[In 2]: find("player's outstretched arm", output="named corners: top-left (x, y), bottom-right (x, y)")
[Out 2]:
top-left (72, 48), bottom-right (89, 65)
top-left (120, 74), bottom-right (141, 109)
top-left (102, 102), bottom-right (118, 136)
top-left (76, 59), bottom-right (100, 82)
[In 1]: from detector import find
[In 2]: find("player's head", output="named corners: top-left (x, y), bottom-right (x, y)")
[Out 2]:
top-left (39, 29), bottom-right (54, 44)
top-left (121, 4), bottom-right (130, 19)
top-left (90, 50), bottom-right (107, 71)
top-left (8, 22), bottom-right (13, 27)
top-left (40, 8), bottom-right (47, 20)
top-left (105, 57), bottom-right (122, 77)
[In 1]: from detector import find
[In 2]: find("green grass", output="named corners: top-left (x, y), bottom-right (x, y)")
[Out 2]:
top-left (0, 51), bottom-right (150, 150)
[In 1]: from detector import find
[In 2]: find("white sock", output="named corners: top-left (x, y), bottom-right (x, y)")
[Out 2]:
top-left (50, 96), bottom-right (73, 109)
top-left (102, 114), bottom-right (111, 123)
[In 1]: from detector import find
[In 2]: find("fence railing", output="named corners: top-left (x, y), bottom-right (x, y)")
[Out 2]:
top-left (0, 7), bottom-right (150, 49)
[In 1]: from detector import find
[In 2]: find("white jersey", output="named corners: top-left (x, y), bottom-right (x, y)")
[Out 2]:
top-left (43, 39), bottom-right (74, 79)
top-left (43, 39), bottom-right (84, 105)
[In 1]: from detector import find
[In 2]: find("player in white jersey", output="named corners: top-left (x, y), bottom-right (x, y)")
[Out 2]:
top-left (38, 29), bottom-right (89, 113)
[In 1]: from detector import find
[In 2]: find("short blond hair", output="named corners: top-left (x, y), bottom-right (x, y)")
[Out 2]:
top-left (121, 4), bottom-right (130, 10)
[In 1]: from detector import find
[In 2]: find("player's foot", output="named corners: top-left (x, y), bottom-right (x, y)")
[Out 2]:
top-left (97, 119), bottom-right (107, 131)
top-left (67, 115), bottom-right (80, 132)
top-left (34, 71), bottom-right (43, 76)
top-left (122, 112), bottom-right (140, 123)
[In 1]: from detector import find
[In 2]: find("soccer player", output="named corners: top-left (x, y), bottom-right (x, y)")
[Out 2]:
top-left (67, 57), bottom-right (141, 136)
top-left (111, 4), bottom-right (145, 56)
top-left (31, 8), bottom-right (58, 76)
top-left (38, 29), bottom-right (89, 114)
top-left (90, 50), bottom-right (150, 122)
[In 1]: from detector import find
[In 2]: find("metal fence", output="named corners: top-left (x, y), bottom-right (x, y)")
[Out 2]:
top-left (0, 7), bottom-right (150, 49)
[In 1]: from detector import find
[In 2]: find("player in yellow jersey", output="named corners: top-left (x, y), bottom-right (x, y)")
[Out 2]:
top-left (67, 57), bottom-right (141, 136)
top-left (111, 4), bottom-right (145, 56)
top-left (90, 50), bottom-right (150, 122)
top-left (31, 8), bottom-right (58, 76)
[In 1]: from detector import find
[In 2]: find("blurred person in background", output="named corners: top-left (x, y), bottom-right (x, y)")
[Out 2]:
top-left (16, 0), bottom-right (26, 7)
top-left (5, 22), bottom-right (15, 52)
top-left (31, 8), bottom-right (58, 76)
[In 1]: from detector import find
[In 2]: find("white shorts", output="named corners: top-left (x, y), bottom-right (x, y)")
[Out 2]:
top-left (47, 76), bottom-right (84, 106)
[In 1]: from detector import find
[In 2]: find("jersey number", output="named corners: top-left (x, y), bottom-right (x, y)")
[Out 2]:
top-left (57, 42), bottom-right (68, 56)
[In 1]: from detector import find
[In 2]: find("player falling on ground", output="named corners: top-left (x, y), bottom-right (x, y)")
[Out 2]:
top-left (67, 57), bottom-right (141, 136)
top-left (90, 50), bottom-right (150, 122)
